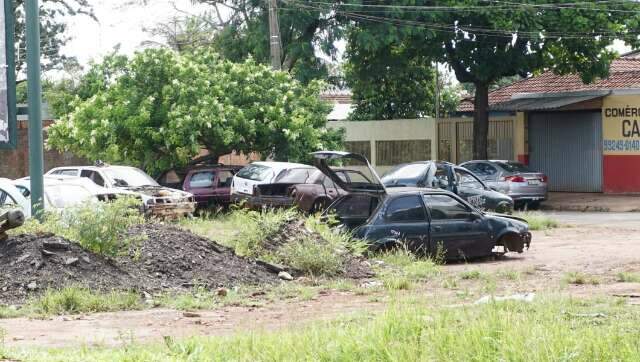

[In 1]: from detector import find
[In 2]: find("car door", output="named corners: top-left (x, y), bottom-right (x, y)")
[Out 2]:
top-left (186, 170), bottom-right (216, 205)
top-left (451, 167), bottom-right (495, 210)
top-left (213, 170), bottom-right (234, 203)
top-left (423, 193), bottom-right (493, 259)
top-left (372, 195), bottom-right (430, 253)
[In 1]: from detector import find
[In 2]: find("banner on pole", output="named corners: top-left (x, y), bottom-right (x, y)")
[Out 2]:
top-left (0, 0), bottom-right (16, 149)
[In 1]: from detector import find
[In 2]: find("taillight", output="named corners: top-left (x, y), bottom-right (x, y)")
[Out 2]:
top-left (504, 175), bottom-right (526, 183)
top-left (541, 175), bottom-right (548, 183)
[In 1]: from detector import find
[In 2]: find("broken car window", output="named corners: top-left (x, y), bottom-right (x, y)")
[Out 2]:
top-left (424, 195), bottom-right (471, 220)
top-left (103, 168), bottom-right (159, 187)
top-left (189, 171), bottom-right (215, 188)
top-left (217, 171), bottom-right (234, 187)
top-left (381, 163), bottom-right (429, 187)
top-left (236, 164), bottom-right (273, 182)
top-left (385, 195), bottom-right (426, 222)
top-left (80, 170), bottom-right (106, 187)
top-left (0, 190), bottom-right (17, 207)
top-left (456, 169), bottom-right (484, 190)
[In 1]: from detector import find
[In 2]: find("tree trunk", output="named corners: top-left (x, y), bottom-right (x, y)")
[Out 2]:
top-left (473, 82), bottom-right (489, 160)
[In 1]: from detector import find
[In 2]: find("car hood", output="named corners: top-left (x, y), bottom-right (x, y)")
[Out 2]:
top-left (485, 213), bottom-right (529, 231)
top-left (311, 151), bottom-right (386, 194)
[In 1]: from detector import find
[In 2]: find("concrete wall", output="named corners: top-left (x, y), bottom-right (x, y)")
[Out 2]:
top-left (329, 118), bottom-right (438, 175)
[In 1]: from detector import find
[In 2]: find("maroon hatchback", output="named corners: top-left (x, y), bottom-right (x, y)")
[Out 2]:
top-left (157, 165), bottom-right (243, 208)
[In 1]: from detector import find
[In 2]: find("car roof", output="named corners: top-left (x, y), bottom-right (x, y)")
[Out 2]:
top-left (386, 187), bottom-right (451, 195)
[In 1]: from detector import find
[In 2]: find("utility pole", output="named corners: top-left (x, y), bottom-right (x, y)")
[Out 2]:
top-left (268, 0), bottom-right (282, 70)
top-left (25, 0), bottom-right (44, 219)
top-left (434, 63), bottom-right (441, 119)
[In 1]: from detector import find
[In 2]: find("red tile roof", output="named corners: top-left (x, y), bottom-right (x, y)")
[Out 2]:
top-left (458, 55), bottom-right (640, 112)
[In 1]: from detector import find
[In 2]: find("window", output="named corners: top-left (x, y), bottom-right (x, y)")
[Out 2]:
top-left (236, 164), bottom-right (273, 182)
top-left (376, 140), bottom-right (431, 166)
top-left (321, 176), bottom-right (336, 188)
top-left (103, 168), bottom-right (158, 187)
top-left (53, 169), bottom-right (79, 177)
top-left (381, 163), bottom-right (431, 187)
top-left (332, 194), bottom-right (378, 218)
top-left (385, 196), bottom-right (426, 222)
top-left (80, 170), bottom-right (105, 187)
top-left (465, 163), bottom-right (497, 177)
top-left (424, 194), bottom-right (471, 220)
top-left (343, 170), bottom-right (372, 183)
top-left (15, 185), bottom-right (30, 197)
top-left (275, 168), bottom-right (315, 183)
top-left (0, 190), bottom-right (17, 207)
top-left (189, 171), bottom-right (215, 188)
top-left (455, 169), bottom-right (484, 190)
top-left (217, 171), bottom-right (234, 188)
top-left (496, 161), bottom-right (531, 173)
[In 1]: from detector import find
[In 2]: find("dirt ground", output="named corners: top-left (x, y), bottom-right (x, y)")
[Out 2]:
top-left (542, 192), bottom-right (640, 212)
top-left (3, 213), bottom-right (640, 349)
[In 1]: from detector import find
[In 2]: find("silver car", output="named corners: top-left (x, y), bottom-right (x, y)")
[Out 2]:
top-left (460, 160), bottom-right (548, 209)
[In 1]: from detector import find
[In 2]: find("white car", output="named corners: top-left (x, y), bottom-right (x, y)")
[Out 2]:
top-left (230, 161), bottom-right (314, 204)
top-left (46, 164), bottom-right (196, 217)
top-left (0, 178), bottom-right (31, 218)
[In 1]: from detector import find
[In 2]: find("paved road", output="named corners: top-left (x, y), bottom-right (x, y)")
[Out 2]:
top-left (544, 211), bottom-right (640, 227)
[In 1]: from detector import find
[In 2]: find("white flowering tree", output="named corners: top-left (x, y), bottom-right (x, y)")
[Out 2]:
top-left (47, 49), bottom-right (342, 174)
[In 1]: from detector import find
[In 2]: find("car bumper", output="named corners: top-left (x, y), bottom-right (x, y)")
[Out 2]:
top-left (145, 201), bottom-right (196, 218)
top-left (231, 193), bottom-right (296, 208)
top-left (507, 193), bottom-right (547, 202)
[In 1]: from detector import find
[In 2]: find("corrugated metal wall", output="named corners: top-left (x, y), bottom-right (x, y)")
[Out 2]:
top-left (529, 112), bottom-right (603, 192)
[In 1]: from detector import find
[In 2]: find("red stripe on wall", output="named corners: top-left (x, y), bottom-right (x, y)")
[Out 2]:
top-left (603, 155), bottom-right (640, 193)
top-left (517, 154), bottom-right (529, 165)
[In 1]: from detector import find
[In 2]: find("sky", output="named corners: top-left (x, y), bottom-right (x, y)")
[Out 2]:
top-left (62, 0), bottom-right (212, 67)
top-left (61, 1), bottom-right (631, 74)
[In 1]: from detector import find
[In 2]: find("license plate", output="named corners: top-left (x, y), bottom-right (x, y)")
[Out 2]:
top-left (528, 180), bottom-right (541, 185)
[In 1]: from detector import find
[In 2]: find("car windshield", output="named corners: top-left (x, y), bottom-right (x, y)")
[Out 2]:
top-left (103, 168), bottom-right (159, 187)
top-left (496, 162), bottom-right (531, 173)
top-left (236, 164), bottom-right (273, 182)
top-left (382, 163), bottom-right (430, 187)
top-left (274, 168), bottom-right (316, 183)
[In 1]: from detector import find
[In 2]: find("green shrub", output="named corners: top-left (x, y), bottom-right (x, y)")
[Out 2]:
top-left (563, 272), bottom-right (600, 285)
top-left (514, 211), bottom-right (559, 231)
top-left (277, 236), bottom-right (344, 277)
top-left (616, 272), bottom-right (640, 283)
top-left (459, 270), bottom-right (482, 280)
top-left (15, 197), bottom-right (144, 256)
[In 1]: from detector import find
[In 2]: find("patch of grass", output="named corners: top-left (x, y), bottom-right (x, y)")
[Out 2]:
top-left (13, 296), bottom-right (640, 361)
top-left (277, 236), bottom-right (344, 277)
top-left (514, 211), bottom-right (559, 231)
top-left (616, 272), bottom-right (640, 283)
top-left (0, 287), bottom-right (145, 318)
top-left (563, 272), bottom-right (601, 286)
top-left (441, 276), bottom-right (459, 289)
top-left (496, 269), bottom-right (522, 281)
top-left (459, 270), bottom-right (482, 280)
top-left (14, 197), bottom-right (145, 256)
top-left (382, 275), bottom-right (412, 290)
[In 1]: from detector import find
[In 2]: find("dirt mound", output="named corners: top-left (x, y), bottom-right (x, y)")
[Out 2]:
top-left (0, 233), bottom-right (134, 304)
top-left (0, 224), bottom-right (278, 305)
top-left (263, 218), bottom-right (373, 279)
top-left (118, 224), bottom-right (278, 289)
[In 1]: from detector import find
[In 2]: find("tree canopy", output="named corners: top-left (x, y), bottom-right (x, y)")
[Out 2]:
top-left (327, 0), bottom-right (640, 158)
top-left (47, 49), bottom-right (342, 174)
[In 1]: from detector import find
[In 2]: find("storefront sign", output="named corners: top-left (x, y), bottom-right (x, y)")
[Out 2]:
top-left (602, 96), bottom-right (640, 154)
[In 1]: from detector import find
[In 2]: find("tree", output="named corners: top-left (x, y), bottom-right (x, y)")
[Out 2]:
top-left (345, 32), bottom-right (459, 120)
top-left (142, 13), bottom-right (219, 52)
top-left (339, 0), bottom-right (640, 158)
top-left (188, 0), bottom-right (343, 84)
top-left (13, 0), bottom-right (94, 76)
top-left (46, 49), bottom-right (342, 175)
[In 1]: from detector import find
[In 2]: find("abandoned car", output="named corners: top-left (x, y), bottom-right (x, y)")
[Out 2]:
top-left (380, 161), bottom-right (514, 213)
top-left (460, 160), bottom-right (548, 209)
top-left (313, 152), bottom-right (531, 260)
top-left (157, 164), bottom-right (242, 208)
top-left (46, 165), bottom-right (196, 217)
top-left (230, 161), bottom-right (314, 205)
top-left (250, 167), bottom-right (373, 212)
